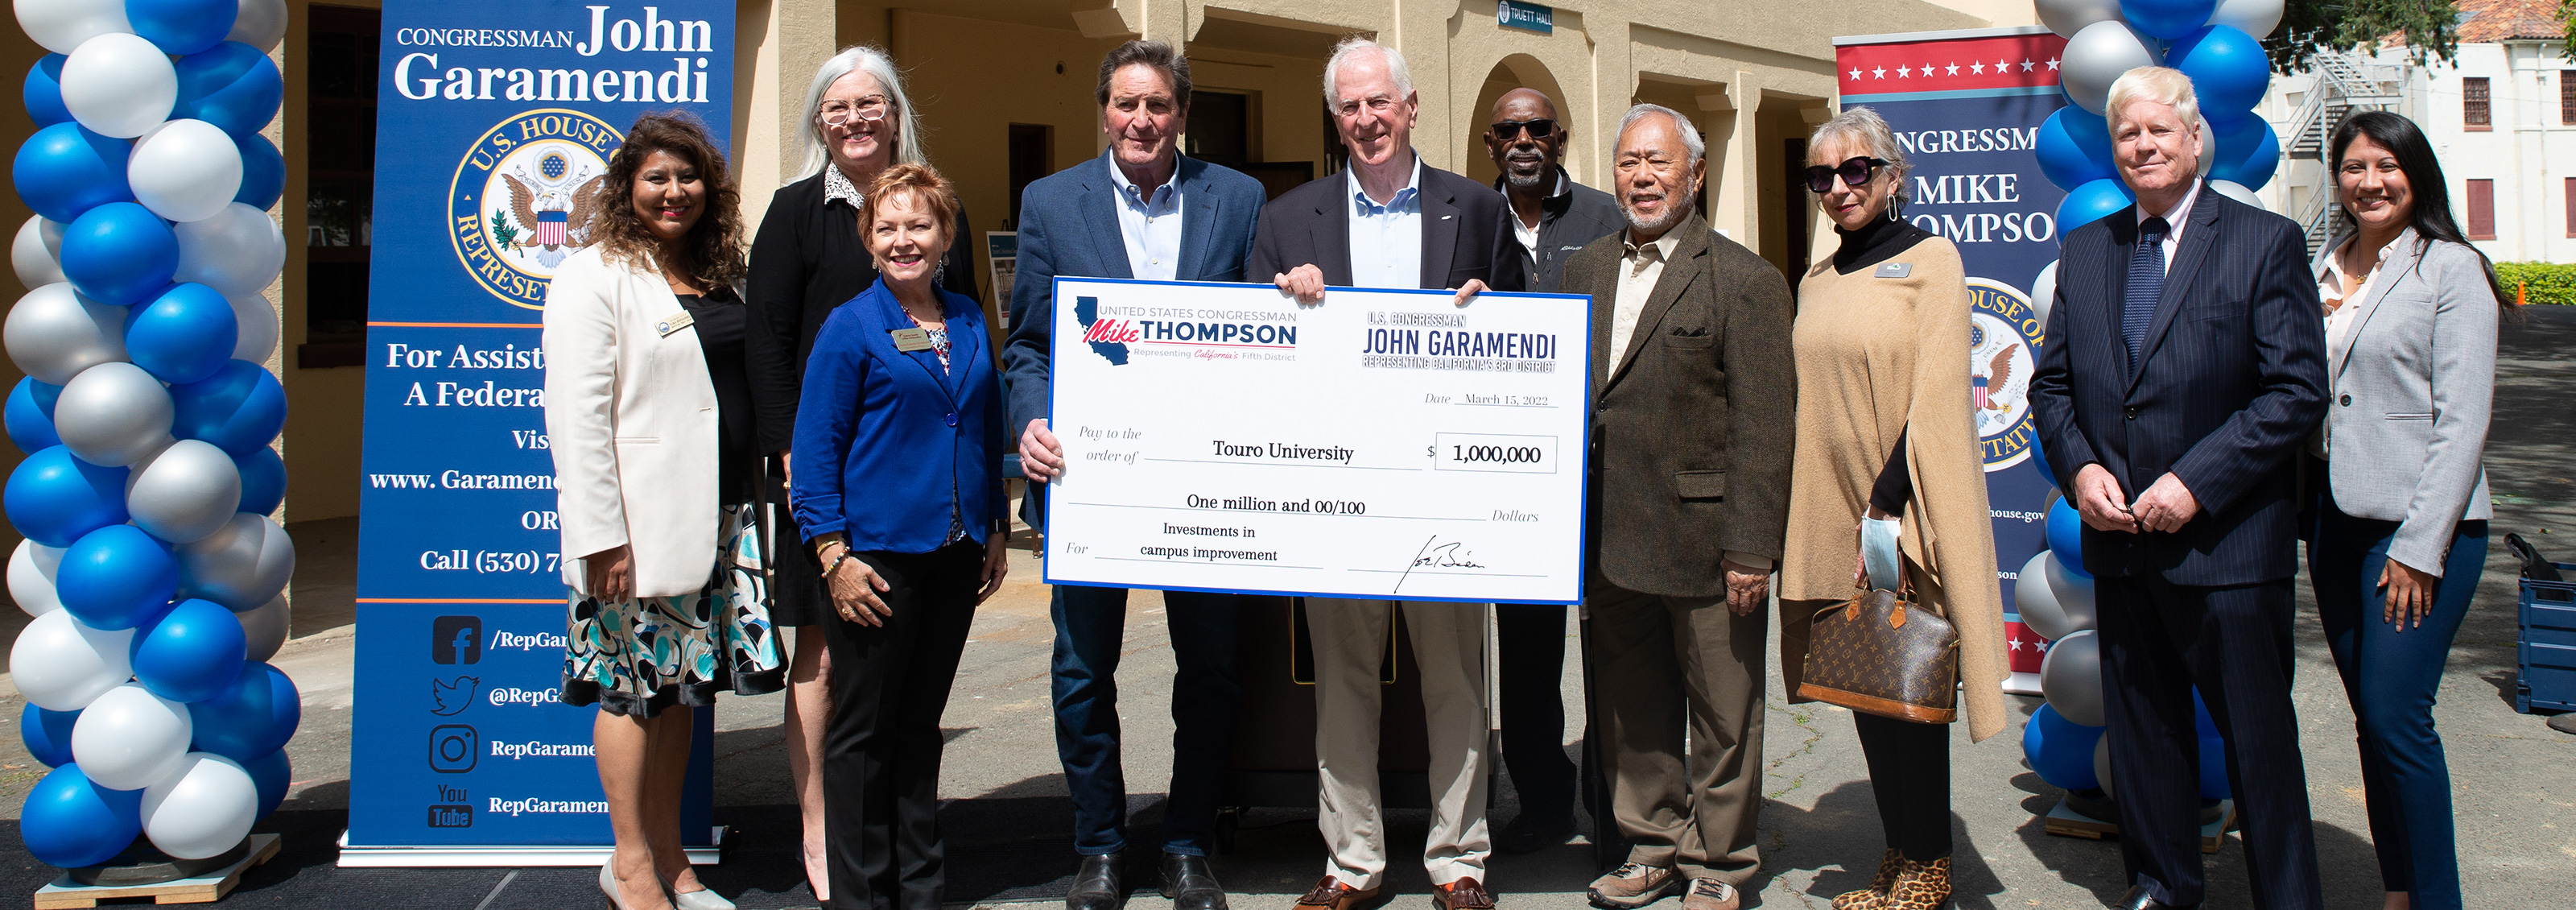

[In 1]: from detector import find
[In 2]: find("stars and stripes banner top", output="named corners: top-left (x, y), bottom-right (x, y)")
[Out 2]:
top-left (1838, 31), bottom-right (2070, 104)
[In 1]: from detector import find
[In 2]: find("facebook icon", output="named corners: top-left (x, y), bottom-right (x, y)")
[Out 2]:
top-left (431, 616), bottom-right (481, 664)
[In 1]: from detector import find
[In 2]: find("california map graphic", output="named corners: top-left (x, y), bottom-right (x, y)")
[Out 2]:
top-left (1074, 296), bottom-right (1129, 365)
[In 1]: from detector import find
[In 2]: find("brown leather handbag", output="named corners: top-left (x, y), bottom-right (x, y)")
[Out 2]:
top-left (1797, 578), bottom-right (1960, 724)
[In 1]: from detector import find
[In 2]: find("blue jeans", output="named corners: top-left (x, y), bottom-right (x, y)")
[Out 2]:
top-left (2309, 494), bottom-right (2487, 910)
top-left (1050, 584), bottom-right (1242, 857)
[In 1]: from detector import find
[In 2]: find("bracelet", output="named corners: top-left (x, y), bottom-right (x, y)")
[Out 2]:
top-left (824, 549), bottom-right (854, 578)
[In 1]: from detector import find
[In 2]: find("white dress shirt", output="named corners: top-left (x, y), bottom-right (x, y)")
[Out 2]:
top-left (1347, 155), bottom-right (1424, 288)
top-left (2136, 178), bottom-right (2202, 275)
top-left (1108, 157), bottom-right (1185, 281)
top-left (1509, 169), bottom-right (1569, 257)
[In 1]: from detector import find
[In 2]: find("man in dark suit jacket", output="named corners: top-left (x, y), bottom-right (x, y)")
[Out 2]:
top-left (2027, 68), bottom-right (2329, 910)
top-left (1245, 37), bottom-right (1521, 910)
top-left (998, 40), bottom-right (1266, 910)
top-left (1554, 104), bottom-right (1793, 910)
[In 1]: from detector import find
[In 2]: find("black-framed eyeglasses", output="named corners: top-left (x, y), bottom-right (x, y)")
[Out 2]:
top-left (1489, 118), bottom-right (1558, 140)
top-left (1802, 155), bottom-right (1891, 193)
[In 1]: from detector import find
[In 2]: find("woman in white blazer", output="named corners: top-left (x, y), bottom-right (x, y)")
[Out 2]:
top-left (543, 112), bottom-right (782, 910)
top-left (2306, 110), bottom-right (2512, 910)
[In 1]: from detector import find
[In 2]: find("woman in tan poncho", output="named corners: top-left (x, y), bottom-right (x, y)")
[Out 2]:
top-left (1778, 106), bottom-right (2008, 910)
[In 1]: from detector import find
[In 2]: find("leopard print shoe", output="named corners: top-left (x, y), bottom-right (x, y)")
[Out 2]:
top-left (1883, 856), bottom-right (1951, 910)
top-left (1829, 849), bottom-right (1901, 910)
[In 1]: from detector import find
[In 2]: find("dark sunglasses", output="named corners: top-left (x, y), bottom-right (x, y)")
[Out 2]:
top-left (1489, 118), bottom-right (1558, 140)
top-left (1803, 155), bottom-right (1891, 193)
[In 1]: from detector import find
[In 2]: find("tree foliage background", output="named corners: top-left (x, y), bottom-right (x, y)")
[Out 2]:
top-left (2267, 0), bottom-right (2477, 70)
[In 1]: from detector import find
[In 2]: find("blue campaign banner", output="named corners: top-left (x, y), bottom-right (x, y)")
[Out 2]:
top-left (346, 1), bottom-right (734, 853)
top-left (1835, 26), bottom-right (2068, 685)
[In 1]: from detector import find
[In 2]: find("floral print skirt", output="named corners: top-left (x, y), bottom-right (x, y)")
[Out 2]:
top-left (563, 506), bottom-right (786, 718)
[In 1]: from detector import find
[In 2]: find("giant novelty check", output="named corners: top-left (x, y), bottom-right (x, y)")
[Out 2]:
top-left (1042, 278), bottom-right (1591, 604)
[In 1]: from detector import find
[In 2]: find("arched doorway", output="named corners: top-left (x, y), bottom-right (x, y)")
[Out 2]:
top-left (1464, 54), bottom-right (1575, 189)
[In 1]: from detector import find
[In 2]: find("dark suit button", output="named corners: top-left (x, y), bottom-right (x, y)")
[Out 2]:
top-left (2124, 406), bottom-right (2137, 420)
top-left (944, 412), bottom-right (958, 427)
top-left (2339, 394), bottom-right (2352, 407)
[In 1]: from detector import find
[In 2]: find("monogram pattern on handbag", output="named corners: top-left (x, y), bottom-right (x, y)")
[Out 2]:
top-left (1798, 585), bottom-right (1960, 724)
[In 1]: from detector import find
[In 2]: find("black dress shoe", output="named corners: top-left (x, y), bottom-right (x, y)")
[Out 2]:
top-left (1494, 810), bottom-right (1577, 854)
top-left (2116, 885), bottom-right (2200, 910)
top-left (1159, 852), bottom-right (1229, 910)
top-left (1067, 853), bottom-right (1123, 910)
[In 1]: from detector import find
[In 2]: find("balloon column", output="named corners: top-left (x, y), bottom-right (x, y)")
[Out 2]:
top-left (7, 0), bottom-right (296, 871)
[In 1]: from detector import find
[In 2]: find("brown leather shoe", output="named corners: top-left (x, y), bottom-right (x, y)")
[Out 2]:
top-left (1587, 862), bottom-right (1680, 909)
top-left (1432, 878), bottom-right (1496, 910)
top-left (1293, 877), bottom-right (1381, 910)
top-left (1678, 878), bottom-right (1741, 910)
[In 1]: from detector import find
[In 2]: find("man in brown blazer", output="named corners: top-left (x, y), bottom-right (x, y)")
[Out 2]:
top-left (1556, 103), bottom-right (1795, 910)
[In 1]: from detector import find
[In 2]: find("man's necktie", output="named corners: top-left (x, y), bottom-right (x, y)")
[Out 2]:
top-left (2124, 216), bottom-right (2169, 363)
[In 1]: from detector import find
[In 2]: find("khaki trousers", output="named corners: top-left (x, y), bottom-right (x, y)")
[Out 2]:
top-left (1585, 581), bottom-right (1767, 883)
top-left (1308, 598), bottom-right (1491, 889)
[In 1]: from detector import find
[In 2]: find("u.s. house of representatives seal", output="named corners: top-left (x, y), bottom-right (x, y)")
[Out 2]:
top-left (450, 110), bottom-right (621, 310)
top-left (1967, 277), bottom-right (2041, 472)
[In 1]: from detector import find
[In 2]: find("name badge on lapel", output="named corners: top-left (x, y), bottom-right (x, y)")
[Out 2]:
top-left (890, 328), bottom-right (935, 352)
top-left (1874, 262), bottom-right (1912, 279)
top-left (653, 310), bottom-right (696, 337)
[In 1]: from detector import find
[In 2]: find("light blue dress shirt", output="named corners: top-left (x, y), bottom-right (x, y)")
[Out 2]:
top-left (1107, 158), bottom-right (1185, 281)
top-left (1345, 155), bottom-right (1423, 289)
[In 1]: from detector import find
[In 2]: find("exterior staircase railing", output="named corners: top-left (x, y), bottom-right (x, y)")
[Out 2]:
top-left (2284, 48), bottom-right (2405, 252)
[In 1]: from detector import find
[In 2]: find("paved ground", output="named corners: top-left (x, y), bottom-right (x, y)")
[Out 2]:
top-left (0, 308), bottom-right (2568, 908)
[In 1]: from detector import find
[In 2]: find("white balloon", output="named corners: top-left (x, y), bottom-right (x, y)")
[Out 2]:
top-left (130, 120), bottom-right (243, 223)
top-left (2211, 0), bottom-right (2285, 39)
top-left (229, 292), bottom-right (277, 362)
top-left (71, 683), bottom-right (192, 790)
top-left (2045, 552), bottom-right (2099, 633)
top-left (5, 283), bottom-right (127, 385)
top-left (13, 216), bottom-right (67, 290)
top-left (10, 540), bottom-right (66, 616)
top-left (126, 440), bottom-right (243, 543)
top-left (14, 0), bottom-right (132, 56)
top-left (55, 362), bottom-right (177, 467)
top-left (141, 753), bottom-right (257, 858)
top-left (225, 0), bottom-right (286, 52)
top-left (2015, 551), bottom-right (2077, 641)
top-left (9, 609), bottom-right (133, 710)
top-left (2093, 734), bottom-right (2115, 797)
top-left (2061, 21), bottom-right (2161, 116)
top-left (177, 513), bottom-right (294, 610)
top-left (2036, 0), bottom-right (2124, 39)
top-left (237, 594), bottom-right (287, 662)
top-left (2029, 261), bottom-right (2060, 333)
top-left (173, 203), bottom-right (286, 298)
top-left (2207, 178), bottom-right (2266, 212)
top-left (60, 32), bottom-right (179, 139)
top-left (2197, 116), bottom-right (2217, 179)
top-left (2040, 629), bottom-right (2105, 726)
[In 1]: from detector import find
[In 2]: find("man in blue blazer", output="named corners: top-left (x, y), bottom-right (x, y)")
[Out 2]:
top-left (2028, 68), bottom-right (2329, 910)
top-left (1000, 39), bottom-right (1266, 910)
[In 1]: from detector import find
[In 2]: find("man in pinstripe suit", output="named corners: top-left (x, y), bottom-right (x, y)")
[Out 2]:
top-left (2028, 68), bottom-right (2329, 910)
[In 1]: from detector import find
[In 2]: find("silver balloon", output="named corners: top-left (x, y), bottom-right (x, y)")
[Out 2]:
top-left (2029, 260), bottom-right (2059, 333)
top-left (172, 204), bottom-right (287, 299)
top-left (2041, 629), bottom-right (2106, 726)
top-left (2061, 21), bottom-right (2160, 116)
top-left (2093, 734), bottom-right (2115, 797)
top-left (229, 292), bottom-right (278, 362)
top-left (71, 683), bottom-right (192, 790)
top-left (55, 362), bottom-right (177, 467)
top-left (2211, 0), bottom-right (2285, 39)
top-left (2196, 116), bottom-right (2216, 179)
top-left (178, 513), bottom-right (295, 610)
top-left (237, 594), bottom-right (288, 662)
top-left (5, 283), bottom-right (128, 385)
top-left (228, 0), bottom-right (289, 52)
top-left (2207, 179), bottom-right (2266, 212)
top-left (2044, 552), bottom-right (2099, 634)
top-left (2037, 0), bottom-right (2124, 39)
top-left (127, 440), bottom-right (243, 544)
top-left (10, 610), bottom-right (135, 712)
top-left (13, 216), bottom-right (65, 290)
top-left (2015, 551), bottom-right (2076, 640)
top-left (10, 539), bottom-right (65, 617)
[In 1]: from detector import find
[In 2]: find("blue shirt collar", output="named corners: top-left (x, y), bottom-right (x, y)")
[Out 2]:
top-left (1347, 154), bottom-right (1423, 215)
top-left (1107, 153), bottom-right (1180, 207)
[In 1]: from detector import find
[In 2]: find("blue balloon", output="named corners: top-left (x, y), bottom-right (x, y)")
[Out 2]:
top-left (2192, 688), bottom-right (2219, 738)
top-left (60, 202), bottom-right (180, 307)
top-left (243, 747), bottom-right (289, 819)
top-left (24, 55), bottom-right (69, 128)
top-left (2208, 113), bottom-right (2281, 190)
top-left (128, 283), bottom-right (239, 385)
top-left (130, 598), bottom-right (247, 703)
top-left (174, 43), bottom-right (283, 139)
top-left (2054, 177), bottom-right (2136, 238)
top-left (2169, 26), bottom-right (2271, 117)
top-left (128, 0), bottom-right (239, 56)
top-left (12, 122), bottom-right (133, 224)
top-left (2047, 497), bottom-right (2091, 577)
top-left (20, 764), bottom-right (143, 868)
top-left (2035, 106), bottom-right (2116, 191)
top-left (234, 134), bottom-right (283, 209)
top-left (21, 704), bottom-right (79, 767)
top-left (234, 445), bottom-right (284, 515)
top-left (2021, 703), bottom-right (2106, 791)
top-left (2027, 438), bottom-right (2055, 487)
top-left (171, 361), bottom-right (288, 456)
top-left (2122, 0), bottom-right (2219, 39)
top-left (2198, 726), bottom-right (2231, 799)
top-left (8, 378), bottom-right (64, 454)
top-left (188, 661), bottom-right (299, 765)
top-left (3, 446), bottom-right (131, 548)
top-left (57, 525), bottom-right (180, 631)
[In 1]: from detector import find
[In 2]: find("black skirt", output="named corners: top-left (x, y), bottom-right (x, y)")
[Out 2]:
top-left (764, 469), bottom-right (831, 627)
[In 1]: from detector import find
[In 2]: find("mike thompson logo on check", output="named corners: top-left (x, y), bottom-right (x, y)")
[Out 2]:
top-left (1073, 296), bottom-right (1300, 365)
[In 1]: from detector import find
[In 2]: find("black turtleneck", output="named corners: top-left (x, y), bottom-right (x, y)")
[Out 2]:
top-left (1831, 214), bottom-right (1934, 275)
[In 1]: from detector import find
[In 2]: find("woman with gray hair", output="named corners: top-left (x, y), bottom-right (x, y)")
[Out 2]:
top-left (1777, 105), bottom-right (2006, 910)
top-left (742, 43), bottom-right (977, 901)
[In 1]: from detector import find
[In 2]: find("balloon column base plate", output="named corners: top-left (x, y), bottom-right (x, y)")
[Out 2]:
top-left (2042, 796), bottom-right (2235, 854)
top-left (34, 833), bottom-right (279, 908)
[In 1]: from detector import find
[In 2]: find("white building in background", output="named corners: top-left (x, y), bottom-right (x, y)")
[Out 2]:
top-left (2256, 0), bottom-right (2576, 263)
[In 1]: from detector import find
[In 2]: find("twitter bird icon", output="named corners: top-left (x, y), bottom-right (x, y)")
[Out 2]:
top-left (431, 676), bottom-right (480, 717)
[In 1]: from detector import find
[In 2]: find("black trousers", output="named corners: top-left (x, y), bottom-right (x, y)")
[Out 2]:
top-left (1853, 712), bottom-right (1949, 861)
top-left (2098, 574), bottom-right (2321, 909)
top-left (821, 541), bottom-right (981, 910)
top-left (1495, 602), bottom-right (1577, 819)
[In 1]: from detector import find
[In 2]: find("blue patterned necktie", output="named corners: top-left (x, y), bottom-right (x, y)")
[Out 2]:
top-left (2123, 216), bottom-right (2169, 362)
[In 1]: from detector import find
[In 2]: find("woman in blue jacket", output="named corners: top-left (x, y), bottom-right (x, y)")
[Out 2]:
top-left (790, 162), bottom-right (1009, 909)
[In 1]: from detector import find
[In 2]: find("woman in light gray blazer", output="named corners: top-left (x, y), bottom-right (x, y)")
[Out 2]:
top-left (2306, 110), bottom-right (2512, 910)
